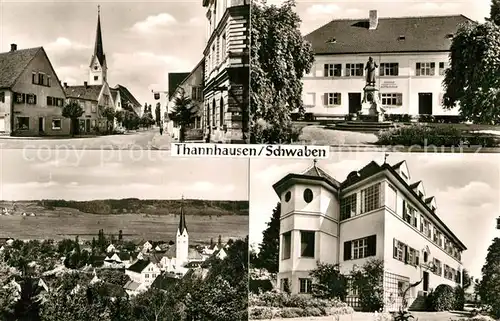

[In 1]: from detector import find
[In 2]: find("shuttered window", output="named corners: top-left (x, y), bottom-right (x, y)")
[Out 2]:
top-left (343, 235), bottom-right (376, 261)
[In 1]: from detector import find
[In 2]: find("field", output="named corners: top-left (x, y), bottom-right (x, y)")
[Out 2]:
top-left (0, 202), bottom-right (249, 244)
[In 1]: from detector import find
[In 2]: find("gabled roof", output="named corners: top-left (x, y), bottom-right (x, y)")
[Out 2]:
top-left (151, 273), bottom-right (179, 291)
top-left (124, 280), bottom-right (141, 291)
top-left (114, 85), bottom-right (142, 111)
top-left (305, 14), bottom-right (473, 55)
top-left (65, 85), bottom-right (102, 101)
top-left (0, 47), bottom-right (41, 88)
top-left (168, 73), bottom-right (190, 99)
top-left (127, 259), bottom-right (150, 273)
top-left (110, 88), bottom-right (118, 103)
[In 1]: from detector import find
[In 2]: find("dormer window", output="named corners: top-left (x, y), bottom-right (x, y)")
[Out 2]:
top-left (326, 38), bottom-right (337, 44)
top-left (446, 33), bottom-right (454, 39)
top-left (398, 35), bottom-right (406, 41)
top-left (94, 66), bottom-right (98, 70)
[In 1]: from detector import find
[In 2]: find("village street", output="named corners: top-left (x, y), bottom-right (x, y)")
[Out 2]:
top-left (0, 128), bottom-right (173, 151)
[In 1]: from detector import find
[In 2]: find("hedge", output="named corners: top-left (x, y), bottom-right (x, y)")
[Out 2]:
top-left (427, 284), bottom-right (455, 311)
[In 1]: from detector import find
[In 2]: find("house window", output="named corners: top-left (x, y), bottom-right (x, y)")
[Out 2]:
top-left (439, 62), bottom-right (447, 76)
top-left (282, 231), bottom-right (291, 260)
top-left (0, 92), bottom-right (4, 103)
top-left (344, 235), bottom-right (376, 260)
top-left (381, 93), bottom-right (402, 106)
top-left (361, 183), bottom-right (381, 213)
top-left (47, 97), bottom-right (53, 106)
top-left (222, 33), bottom-right (226, 60)
top-left (38, 73), bottom-right (45, 85)
top-left (416, 62), bottom-right (435, 76)
top-left (281, 278), bottom-right (290, 292)
top-left (352, 238), bottom-right (368, 260)
top-left (324, 63), bottom-right (342, 77)
top-left (94, 76), bottom-right (99, 81)
top-left (32, 72), bottom-right (38, 84)
top-left (27, 94), bottom-right (36, 104)
top-left (299, 278), bottom-right (313, 294)
top-left (300, 231), bottom-right (315, 258)
top-left (303, 188), bottom-right (313, 203)
top-left (380, 63), bottom-right (399, 76)
top-left (326, 93), bottom-right (341, 106)
top-left (340, 193), bottom-right (357, 220)
top-left (403, 201), bottom-right (417, 227)
top-left (16, 93), bottom-right (25, 103)
top-left (52, 119), bottom-right (61, 130)
top-left (433, 258), bottom-right (442, 276)
top-left (16, 117), bottom-right (29, 130)
top-left (91, 120), bottom-right (96, 128)
top-left (284, 191), bottom-right (291, 202)
top-left (393, 239), bottom-right (404, 261)
top-left (423, 219), bottom-right (431, 238)
top-left (91, 103), bottom-right (97, 113)
top-left (57, 98), bottom-right (63, 107)
top-left (346, 63), bottom-right (364, 76)
top-left (47, 76), bottom-right (51, 87)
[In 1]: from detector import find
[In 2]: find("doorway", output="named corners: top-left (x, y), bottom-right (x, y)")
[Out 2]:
top-left (418, 93), bottom-right (433, 115)
top-left (423, 271), bottom-right (429, 292)
top-left (348, 93), bottom-right (362, 114)
top-left (38, 117), bottom-right (44, 133)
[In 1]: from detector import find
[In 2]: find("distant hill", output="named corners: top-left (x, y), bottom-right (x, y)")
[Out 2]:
top-left (0, 199), bottom-right (248, 216)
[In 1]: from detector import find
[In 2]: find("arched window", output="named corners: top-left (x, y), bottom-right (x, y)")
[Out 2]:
top-left (220, 97), bottom-right (224, 127)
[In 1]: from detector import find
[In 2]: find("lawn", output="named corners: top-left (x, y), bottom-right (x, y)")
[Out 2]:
top-left (0, 207), bottom-right (248, 244)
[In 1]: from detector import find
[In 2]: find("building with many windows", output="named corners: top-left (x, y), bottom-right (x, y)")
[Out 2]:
top-left (300, 11), bottom-right (472, 119)
top-left (0, 44), bottom-right (69, 136)
top-left (273, 160), bottom-right (466, 311)
top-left (202, 0), bottom-right (249, 143)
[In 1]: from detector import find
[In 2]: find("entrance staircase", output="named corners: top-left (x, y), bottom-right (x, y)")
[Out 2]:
top-left (409, 294), bottom-right (427, 311)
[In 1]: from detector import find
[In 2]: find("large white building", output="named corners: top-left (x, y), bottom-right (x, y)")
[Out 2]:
top-left (301, 11), bottom-right (472, 119)
top-left (202, 0), bottom-right (249, 143)
top-left (273, 160), bottom-right (466, 311)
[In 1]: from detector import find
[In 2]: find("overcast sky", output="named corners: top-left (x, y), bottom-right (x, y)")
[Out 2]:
top-left (249, 152), bottom-right (500, 281)
top-left (269, 0), bottom-right (491, 34)
top-left (0, 0), bottom-right (206, 107)
top-left (0, 150), bottom-right (249, 201)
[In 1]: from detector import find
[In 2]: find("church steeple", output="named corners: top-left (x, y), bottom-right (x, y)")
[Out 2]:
top-left (94, 5), bottom-right (105, 67)
top-left (178, 196), bottom-right (188, 235)
top-left (89, 5), bottom-right (107, 85)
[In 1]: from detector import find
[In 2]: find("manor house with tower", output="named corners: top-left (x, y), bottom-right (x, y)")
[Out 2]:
top-left (273, 160), bottom-right (466, 311)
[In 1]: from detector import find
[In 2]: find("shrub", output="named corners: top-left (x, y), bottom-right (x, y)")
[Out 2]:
top-left (351, 259), bottom-right (385, 312)
top-left (428, 284), bottom-right (456, 311)
top-left (248, 306), bottom-right (277, 319)
top-left (454, 286), bottom-right (466, 311)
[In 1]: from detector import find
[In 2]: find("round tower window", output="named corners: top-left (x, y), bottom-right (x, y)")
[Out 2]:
top-left (303, 188), bottom-right (313, 203)
top-left (285, 191), bottom-right (291, 202)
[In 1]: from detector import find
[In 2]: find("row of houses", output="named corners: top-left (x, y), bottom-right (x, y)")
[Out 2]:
top-left (0, 10), bottom-right (142, 137)
top-left (156, 0), bottom-right (250, 143)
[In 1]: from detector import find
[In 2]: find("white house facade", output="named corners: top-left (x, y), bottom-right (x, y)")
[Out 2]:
top-left (273, 160), bottom-right (466, 311)
top-left (300, 11), bottom-right (472, 119)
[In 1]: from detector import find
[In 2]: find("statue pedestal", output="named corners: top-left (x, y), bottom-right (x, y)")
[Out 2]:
top-left (360, 85), bottom-right (384, 122)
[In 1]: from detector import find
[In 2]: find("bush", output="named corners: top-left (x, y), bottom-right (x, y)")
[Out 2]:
top-left (310, 262), bottom-right (348, 300)
top-left (454, 286), bottom-right (466, 311)
top-left (351, 259), bottom-right (385, 312)
top-left (428, 284), bottom-right (456, 311)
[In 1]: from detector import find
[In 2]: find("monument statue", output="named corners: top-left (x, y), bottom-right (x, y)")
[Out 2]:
top-left (365, 57), bottom-right (378, 87)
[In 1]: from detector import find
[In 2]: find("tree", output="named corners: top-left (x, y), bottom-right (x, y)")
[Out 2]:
top-left (310, 262), bottom-right (348, 300)
top-left (462, 269), bottom-right (472, 290)
top-left (140, 113), bottom-right (154, 129)
top-left (61, 101), bottom-right (84, 137)
top-left (478, 237), bottom-right (500, 318)
top-left (171, 91), bottom-right (196, 142)
top-left (250, 0), bottom-right (314, 143)
top-left (115, 110), bottom-right (124, 128)
top-left (254, 203), bottom-right (280, 273)
top-left (102, 107), bottom-right (115, 134)
top-left (443, 21), bottom-right (500, 124)
top-left (489, 0), bottom-right (500, 25)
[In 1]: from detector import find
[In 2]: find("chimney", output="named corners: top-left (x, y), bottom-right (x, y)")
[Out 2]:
top-left (10, 44), bottom-right (17, 52)
top-left (84, 81), bottom-right (88, 88)
top-left (369, 10), bottom-right (378, 30)
top-left (64, 82), bottom-right (68, 88)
